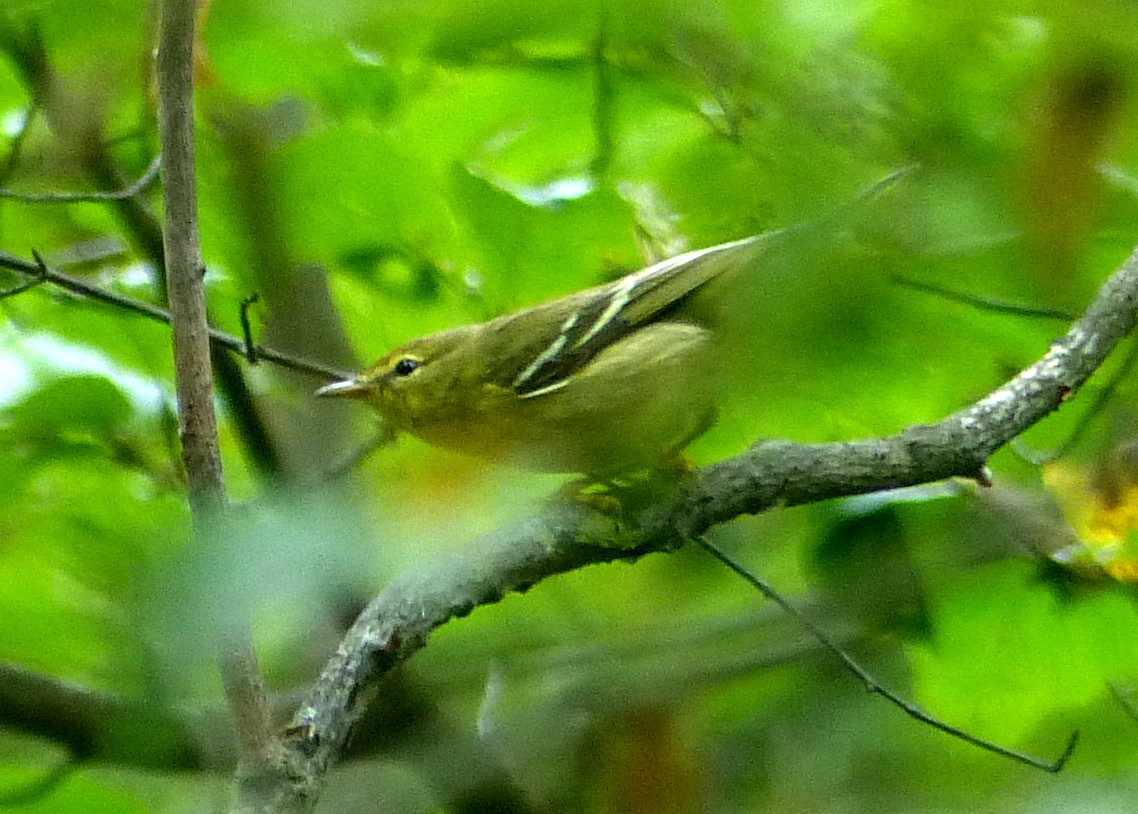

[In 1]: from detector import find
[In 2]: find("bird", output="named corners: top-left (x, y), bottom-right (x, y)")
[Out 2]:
top-left (316, 234), bottom-right (769, 476)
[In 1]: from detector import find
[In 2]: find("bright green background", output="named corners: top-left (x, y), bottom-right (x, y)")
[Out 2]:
top-left (3, 0), bottom-right (1138, 811)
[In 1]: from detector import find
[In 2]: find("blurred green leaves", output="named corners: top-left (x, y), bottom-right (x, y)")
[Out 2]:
top-left (7, 374), bottom-right (131, 446)
top-left (4, 0), bottom-right (1138, 811)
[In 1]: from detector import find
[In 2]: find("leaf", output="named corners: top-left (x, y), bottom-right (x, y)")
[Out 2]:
top-left (7, 374), bottom-right (132, 443)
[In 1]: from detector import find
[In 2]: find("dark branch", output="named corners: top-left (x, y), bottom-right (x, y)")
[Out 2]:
top-left (891, 272), bottom-right (1078, 322)
top-left (695, 536), bottom-right (1077, 772)
top-left (0, 249), bottom-right (348, 381)
top-left (0, 662), bottom-right (216, 770)
top-left (0, 20), bottom-right (287, 483)
top-left (239, 293), bottom-right (261, 363)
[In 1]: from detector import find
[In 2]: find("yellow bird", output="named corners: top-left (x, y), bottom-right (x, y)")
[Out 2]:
top-left (317, 235), bottom-right (768, 476)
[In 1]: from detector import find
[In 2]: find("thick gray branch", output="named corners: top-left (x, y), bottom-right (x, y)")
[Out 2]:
top-left (262, 246), bottom-right (1138, 813)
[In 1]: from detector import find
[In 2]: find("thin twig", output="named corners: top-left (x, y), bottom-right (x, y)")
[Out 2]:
top-left (239, 293), bottom-right (260, 364)
top-left (853, 163), bottom-right (919, 207)
top-left (891, 273), bottom-right (1078, 321)
top-left (0, 758), bottom-right (79, 806)
top-left (0, 264), bottom-right (45, 298)
top-left (694, 536), bottom-right (1079, 772)
top-left (892, 268), bottom-right (1111, 464)
top-left (0, 154), bottom-right (162, 203)
top-left (0, 249), bottom-right (348, 381)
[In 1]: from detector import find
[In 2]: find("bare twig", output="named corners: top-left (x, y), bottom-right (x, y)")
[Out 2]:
top-left (890, 269), bottom-right (1133, 464)
top-left (0, 256), bottom-right (45, 298)
top-left (239, 293), bottom-right (260, 363)
top-left (694, 536), bottom-right (1078, 772)
top-left (0, 758), bottom-right (79, 806)
top-left (0, 661), bottom-right (216, 769)
top-left (0, 249), bottom-right (348, 381)
top-left (891, 272), bottom-right (1078, 321)
top-left (0, 21), bottom-right (284, 479)
top-left (0, 153), bottom-right (162, 203)
top-left (157, 0), bottom-right (222, 511)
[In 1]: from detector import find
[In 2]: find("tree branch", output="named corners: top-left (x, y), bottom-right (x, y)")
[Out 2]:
top-left (0, 249), bottom-right (349, 381)
top-left (257, 246), bottom-right (1138, 809)
top-left (155, 0), bottom-right (275, 803)
top-left (0, 19), bottom-right (291, 481)
top-left (0, 154), bottom-right (162, 203)
top-left (0, 662), bottom-right (220, 771)
top-left (157, 0), bottom-right (223, 515)
top-left (7, 201), bottom-right (1135, 808)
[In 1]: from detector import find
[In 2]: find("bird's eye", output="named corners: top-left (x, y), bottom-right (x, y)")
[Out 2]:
top-left (393, 357), bottom-right (420, 377)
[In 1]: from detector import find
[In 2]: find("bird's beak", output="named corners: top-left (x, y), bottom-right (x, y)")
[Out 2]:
top-left (315, 378), bottom-right (366, 398)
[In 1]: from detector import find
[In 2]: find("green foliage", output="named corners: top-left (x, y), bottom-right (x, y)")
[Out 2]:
top-left (3, 0), bottom-right (1138, 811)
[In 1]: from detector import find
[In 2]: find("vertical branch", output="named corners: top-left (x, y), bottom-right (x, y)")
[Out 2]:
top-left (155, 0), bottom-right (223, 515)
top-left (155, 0), bottom-right (277, 794)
